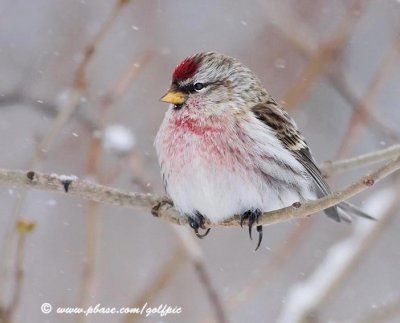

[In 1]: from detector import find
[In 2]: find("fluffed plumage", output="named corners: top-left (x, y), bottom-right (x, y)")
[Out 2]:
top-left (155, 52), bottom-right (372, 250)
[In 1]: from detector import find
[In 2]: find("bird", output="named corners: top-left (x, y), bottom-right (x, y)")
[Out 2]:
top-left (155, 52), bottom-right (373, 251)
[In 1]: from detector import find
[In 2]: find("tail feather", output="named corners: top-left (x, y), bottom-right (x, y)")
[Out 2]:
top-left (323, 201), bottom-right (376, 222)
top-left (323, 205), bottom-right (341, 222)
top-left (338, 201), bottom-right (376, 221)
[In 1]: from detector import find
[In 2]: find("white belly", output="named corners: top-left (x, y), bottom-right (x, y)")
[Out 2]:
top-left (155, 111), bottom-right (316, 223)
top-left (163, 147), bottom-right (315, 223)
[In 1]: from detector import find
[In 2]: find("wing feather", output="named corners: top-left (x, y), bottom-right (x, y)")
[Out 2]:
top-left (251, 100), bottom-right (340, 221)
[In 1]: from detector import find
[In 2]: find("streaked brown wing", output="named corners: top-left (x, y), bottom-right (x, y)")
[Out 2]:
top-left (251, 100), bottom-right (340, 221)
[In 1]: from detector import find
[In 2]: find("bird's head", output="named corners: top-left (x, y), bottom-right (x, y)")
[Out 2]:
top-left (160, 52), bottom-right (268, 116)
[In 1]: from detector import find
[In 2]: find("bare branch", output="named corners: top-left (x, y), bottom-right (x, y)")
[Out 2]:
top-left (193, 260), bottom-right (228, 323)
top-left (267, 1), bottom-right (400, 141)
top-left (276, 187), bottom-right (400, 323)
top-left (172, 227), bottom-right (228, 323)
top-left (78, 49), bottom-right (152, 321)
top-left (0, 1), bottom-right (133, 297)
top-left (281, 0), bottom-right (366, 109)
top-left (336, 36), bottom-right (400, 158)
top-left (124, 247), bottom-right (187, 323)
top-left (0, 220), bottom-right (35, 323)
top-left (320, 144), bottom-right (400, 176)
top-left (0, 154), bottom-right (399, 229)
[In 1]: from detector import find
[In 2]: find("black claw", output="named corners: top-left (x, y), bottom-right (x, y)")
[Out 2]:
top-left (241, 209), bottom-right (263, 250)
top-left (188, 212), bottom-right (211, 239)
top-left (196, 228), bottom-right (211, 238)
top-left (254, 225), bottom-right (263, 251)
top-left (249, 215), bottom-right (256, 240)
top-left (61, 180), bottom-right (72, 193)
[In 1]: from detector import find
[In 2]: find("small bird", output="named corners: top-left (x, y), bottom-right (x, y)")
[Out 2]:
top-left (155, 52), bottom-right (372, 250)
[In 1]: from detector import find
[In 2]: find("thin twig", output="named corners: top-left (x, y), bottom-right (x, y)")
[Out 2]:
top-left (267, 0), bottom-right (400, 141)
top-left (319, 144), bottom-right (400, 176)
top-left (0, 92), bottom-right (57, 115)
top-left (38, 0), bottom-right (132, 162)
top-left (170, 226), bottom-right (228, 323)
top-left (223, 221), bottom-right (314, 313)
top-left (0, 155), bottom-right (398, 229)
top-left (282, 0), bottom-right (366, 109)
top-left (77, 202), bottom-right (99, 323)
top-left (77, 48), bottom-right (151, 322)
top-left (276, 186), bottom-right (400, 323)
top-left (124, 247), bottom-right (187, 323)
top-left (337, 37), bottom-right (400, 158)
top-left (193, 260), bottom-right (228, 323)
top-left (0, 220), bottom-right (35, 323)
top-left (0, 0), bottom-right (131, 300)
top-left (328, 69), bottom-right (400, 141)
top-left (76, 101), bottom-right (108, 322)
top-left (74, 0), bottom-right (132, 92)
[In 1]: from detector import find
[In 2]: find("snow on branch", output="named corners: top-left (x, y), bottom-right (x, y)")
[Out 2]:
top-left (0, 147), bottom-right (399, 228)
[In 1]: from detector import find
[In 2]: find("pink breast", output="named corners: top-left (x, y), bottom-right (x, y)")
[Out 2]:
top-left (173, 117), bottom-right (223, 136)
top-left (162, 116), bottom-right (252, 172)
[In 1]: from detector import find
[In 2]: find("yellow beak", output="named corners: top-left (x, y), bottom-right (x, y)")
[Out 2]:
top-left (160, 90), bottom-right (187, 105)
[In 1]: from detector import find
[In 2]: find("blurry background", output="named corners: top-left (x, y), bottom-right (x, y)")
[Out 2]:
top-left (0, 0), bottom-right (399, 322)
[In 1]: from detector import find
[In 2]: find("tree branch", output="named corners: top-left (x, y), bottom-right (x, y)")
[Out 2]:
top-left (276, 187), bottom-right (400, 323)
top-left (319, 144), bottom-right (400, 176)
top-left (0, 150), bottom-right (399, 228)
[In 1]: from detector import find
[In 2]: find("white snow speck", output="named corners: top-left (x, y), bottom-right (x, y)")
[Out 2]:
top-left (51, 173), bottom-right (78, 181)
top-left (58, 174), bottom-right (78, 181)
top-left (131, 25), bottom-right (139, 31)
top-left (240, 20), bottom-right (247, 26)
top-left (72, 132), bottom-right (79, 137)
top-left (36, 99), bottom-right (44, 104)
top-left (274, 58), bottom-right (286, 69)
top-left (103, 124), bottom-right (136, 154)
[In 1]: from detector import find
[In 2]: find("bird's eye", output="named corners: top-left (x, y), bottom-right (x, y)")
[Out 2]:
top-left (193, 83), bottom-right (205, 91)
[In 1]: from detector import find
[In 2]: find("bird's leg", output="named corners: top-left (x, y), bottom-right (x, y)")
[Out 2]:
top-left (240, 209), bottom-right (263, 251)
top-left (188, 211), bottom-right (211, 239)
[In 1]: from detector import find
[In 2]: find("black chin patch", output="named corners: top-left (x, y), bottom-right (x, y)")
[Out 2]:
top-left (173, 104), bottom-right (183, 110)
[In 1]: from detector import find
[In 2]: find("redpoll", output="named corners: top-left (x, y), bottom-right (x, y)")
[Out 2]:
top-left (155, 52), bottom-right (372, 250)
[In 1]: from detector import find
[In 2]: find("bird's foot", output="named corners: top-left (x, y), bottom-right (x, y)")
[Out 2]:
top-left (240, 209), bottom-right (263, 251)
top-left (188, 212), bottom-right (211, 239)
